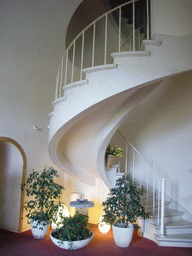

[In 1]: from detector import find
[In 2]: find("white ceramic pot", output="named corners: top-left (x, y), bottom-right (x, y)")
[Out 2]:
top-left (112, 223), bottom-right (134, 247)
top-left (50, 230), bottom-right (94, 250)
top-left (30, 219), bottom-right (49, 239)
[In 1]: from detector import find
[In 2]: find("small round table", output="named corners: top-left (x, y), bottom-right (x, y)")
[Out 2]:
top-left (70, 200), bottom-right (94, 216)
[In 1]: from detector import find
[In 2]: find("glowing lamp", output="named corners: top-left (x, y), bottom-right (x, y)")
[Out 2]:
top-left (51, 204), bottom-right (70, 229)
top-left (98, 215), bottom-right (111, 234)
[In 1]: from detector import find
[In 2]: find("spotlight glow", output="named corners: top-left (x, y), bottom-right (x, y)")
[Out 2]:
top-left (98, 215), bottom-right (111, 234)
top-left (51, 204), bottom-right (70, 229)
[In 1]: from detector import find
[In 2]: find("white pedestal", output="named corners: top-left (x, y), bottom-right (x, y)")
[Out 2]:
top-left (70, 200), bottom-right (94, 216)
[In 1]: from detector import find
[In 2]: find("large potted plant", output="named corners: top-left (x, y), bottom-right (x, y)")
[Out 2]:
top-left (106, 144), bottom-right (123, 169)
top-left (102, 175), bottom-right (150, 247)
top-left (50, 211), bottom-right (94, 250)
top-left (21, 167), bottom-right (64, 239)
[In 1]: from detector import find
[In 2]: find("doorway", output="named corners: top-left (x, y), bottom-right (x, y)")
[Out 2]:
top-left (0, 137), bottom-right (27, 233)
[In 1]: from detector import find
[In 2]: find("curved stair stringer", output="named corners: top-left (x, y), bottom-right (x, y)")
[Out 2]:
top-left (96, 81), bottom-right (164, 188)
top-left (48, 79), bottom-right (163, 187)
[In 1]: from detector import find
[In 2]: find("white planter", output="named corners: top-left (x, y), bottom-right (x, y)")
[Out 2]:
top-left (112, 223), bottom-right (134, 247)
top-left (30, 219), bottom-right (49, 239)
top-left (50, 230), bottom-right (94, 250)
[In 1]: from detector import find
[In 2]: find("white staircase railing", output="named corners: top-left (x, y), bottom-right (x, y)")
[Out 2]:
top-left (115, 130), bottom-right (165, 237)
top-left (54, 0), bottom-right (150, 100)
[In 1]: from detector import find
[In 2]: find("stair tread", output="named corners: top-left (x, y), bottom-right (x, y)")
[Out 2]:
top-left (156, 233), bottom-right (192, 241)
top-left (143, 200), bottom-right (170, 207)
top-left (83, 64), bottom-right (117, 74)
top-left (152, 220), bottom-right (192, 229)
top-left (154, 220), bottom-right (192, 228)
top-left (152, 209), bottom-right (184, 218)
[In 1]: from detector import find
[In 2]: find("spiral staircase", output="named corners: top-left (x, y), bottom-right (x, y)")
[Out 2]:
top-left (48, 0), bottom-right (192, 247)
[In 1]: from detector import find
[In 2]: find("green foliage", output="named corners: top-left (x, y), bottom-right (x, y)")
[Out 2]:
top-left (102, 175), bottom-right (150, 229)
top-left (106, 144), bottom-right (123, 157)
top-left (21, 167), bottom-right (64, 224)
top-left (52, 211), bottom-right (92, 249)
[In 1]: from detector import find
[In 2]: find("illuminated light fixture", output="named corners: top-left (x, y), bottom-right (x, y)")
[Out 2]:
top-left (51, 204), bottom-right (70, 229)
top-left (98, 215), bottom-right (111, 234)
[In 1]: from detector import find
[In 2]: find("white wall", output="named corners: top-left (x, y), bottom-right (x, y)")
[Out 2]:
top-left (0, 0), bottom-right (107, 230)
top-left (0, 0), bottom-right (83, 171)
top-left (119, 71), bottom-right (192, 216)
top-left (0, 0), bottom-right (110, 229)
top-left (151, 0), bottom-right (192, 37)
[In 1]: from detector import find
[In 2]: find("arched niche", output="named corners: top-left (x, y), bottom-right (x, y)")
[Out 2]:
top-left (0, 137), bottom-right (27, 233)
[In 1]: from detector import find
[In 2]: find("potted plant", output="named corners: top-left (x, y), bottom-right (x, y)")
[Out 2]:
top-left (102, 175), bottom-right (150, 247)
top-left (21, 167), bottom-right (64, 239)
top-left (106, 144), bottom-right (123, 169)
top-left (50, 211), bottom-right (94, 250)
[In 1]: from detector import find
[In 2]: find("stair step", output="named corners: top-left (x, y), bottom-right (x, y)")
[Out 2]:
top-left (143, 39), bottom-right (161, 46)
top-left (142, 202), bottom-right (171, 213)
top-left (111, 51), bottom-right (150, 59)
top-left (155, 233), bottom-right (192, 247)
top-left (64, 79), bottom-right (88, 90)
top-left (151, 220), bottom-right (192, 235)
top-left (146, 202), bottom-right (171, 213)
top-left (152, 209), bottom-right (184, 224)
top-left (83, 64), bottom-right (117, 74)
top-left (139, 183), bottom-right (192, 248)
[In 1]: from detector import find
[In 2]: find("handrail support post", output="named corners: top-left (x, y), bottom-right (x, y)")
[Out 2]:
top-left (160, 178), bottom-right (166, 237)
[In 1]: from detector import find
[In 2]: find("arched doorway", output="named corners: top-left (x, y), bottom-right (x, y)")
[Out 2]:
top-left (0, 137), bottom-right (27, 233)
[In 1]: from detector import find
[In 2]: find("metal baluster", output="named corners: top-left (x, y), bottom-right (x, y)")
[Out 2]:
top-left (80, 32), bottom-right (85, 80)
top-left (92, 23), bottom-right (96, 67)
top-left (133, 149), bottom-right (135, 184)
top-left (147, 169), bottom-right (149, 206)
top-left (160, 178), bottom-right (165, 237)
top-left (55, 68), bottom-right (59, 100)
top-left (133, 0), bottom-right (135, 51)
top-left (153, 176), bottom-right (155, 215)
top-left (119, 7), bottom-right (121, 52)
top-left (147, 0), bottom-right (150, 40)
top-left (158, 180), bottom-right (160, 226)
top-left (104, 14), bottom-right (108, 65)
top-left (64, 50), bottom-right (68, 87)
top-left (59, 58), bottom-right (64, 98)
top-left (125, 143), bottom-right (128, 175)
top-left (71, 41), bottom-right (76, 83)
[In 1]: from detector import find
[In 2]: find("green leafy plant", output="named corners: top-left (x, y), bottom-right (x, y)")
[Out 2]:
top-left (106, 144), bottom-right (123, 157)
top-left (102, 175), bottom-right (150, 229)
top-left (52, 211), bottom-right (92, 250)
top-left (21, 167), bottom-right (64, 224)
